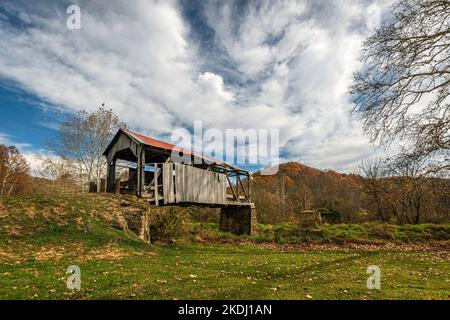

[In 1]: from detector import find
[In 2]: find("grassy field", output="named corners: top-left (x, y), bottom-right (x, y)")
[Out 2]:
top-left (0, 193), bottom-right (448, 300)
top-left (193, 221), bottom-right (450, 244)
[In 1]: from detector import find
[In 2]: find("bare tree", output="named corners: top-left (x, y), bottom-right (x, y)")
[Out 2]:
top-left (351, 0), bottom-right (450, 173)
top-left (357, 158), bottom-right (388, 221)
top-left (385, 157), bottom-right (428, 223)
top-left (0, 145), bottom-right (30, 197)
top-left (38, 156), bottom-right (81, 192)
top-left (49, 106), bottom-right (126, 190)
top-left (356, 156), bottom-right (450, 223)
top-left (39, 156), bottom-right (75, 181)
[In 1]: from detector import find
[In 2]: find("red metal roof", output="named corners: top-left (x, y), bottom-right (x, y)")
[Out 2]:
top-left (123, 129), bottom-right (242, 171)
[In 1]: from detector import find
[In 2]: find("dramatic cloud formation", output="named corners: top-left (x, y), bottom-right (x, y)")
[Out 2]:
top-left (0, 0), bottom-right (393, 171)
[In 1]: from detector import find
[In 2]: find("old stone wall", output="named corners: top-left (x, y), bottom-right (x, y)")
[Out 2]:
top-left (219, 204), bottom-right (257, 235)
top-left (111, 198), bottom-right (151, 242)
top-left (297, 210), bottom-right (322, 228)
top-left (111, 196), bottom-right (258, 240)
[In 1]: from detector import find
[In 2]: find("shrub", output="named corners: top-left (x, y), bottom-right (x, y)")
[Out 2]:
top-left (364, 222), bottom-right (397, 240)
top-left (149, 206), bottom-right (191, 243)
top-left (180, 219), bottom-right (450, 244)
top-left (273, 223), bottom-right (299, 243)
top-left (322, 224), bottom-right (367, 243)
top-left (397, 224), bottom-right (450, 241)
top-left (252, 224), bottom-right (275, 242)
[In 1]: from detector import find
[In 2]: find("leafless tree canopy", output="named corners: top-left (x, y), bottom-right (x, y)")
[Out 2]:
top-left (35, 156), bottom-right (81, 192)
top-left (357, 157), bottom-right (449, 224)
top-left (49, 107), bottom-right (127, 188)
top-left (351, 0), bottom-right (450, 173)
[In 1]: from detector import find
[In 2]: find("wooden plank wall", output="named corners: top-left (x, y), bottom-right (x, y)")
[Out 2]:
top-left (168, 163), bottom-right (226, 205)
top-left (162, 163), bottom-right (175, 204)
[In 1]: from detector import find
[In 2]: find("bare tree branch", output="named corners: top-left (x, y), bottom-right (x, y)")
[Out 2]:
top-left (351, 0), bottom-right (450, 173)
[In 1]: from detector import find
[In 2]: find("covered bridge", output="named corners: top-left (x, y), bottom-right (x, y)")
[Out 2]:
top-left (103, 129), bottom-right (256, 235)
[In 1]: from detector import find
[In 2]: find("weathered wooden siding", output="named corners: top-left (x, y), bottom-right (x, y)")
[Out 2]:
top-left (107, 133), bottom-right (139, 160)
top-left (166, 163), bottom-right (226, 205)
top-left (106, 133), bottom-right (139, 192)
top-left (162, 163), bottom-right (175, 204)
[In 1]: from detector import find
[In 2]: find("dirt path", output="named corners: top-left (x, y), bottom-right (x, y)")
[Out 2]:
top-left (201, 238), bottom-right (450, 258)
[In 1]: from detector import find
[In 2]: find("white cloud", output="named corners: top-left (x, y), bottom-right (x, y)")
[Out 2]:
top-left (200, 0), bottom-right (394, 171)
top-left (0, 131), bottom-right (52, 175)
top-left (21, 151), bottom-right (46, 176)
top-left (0, 0), bottom-right (394, 172)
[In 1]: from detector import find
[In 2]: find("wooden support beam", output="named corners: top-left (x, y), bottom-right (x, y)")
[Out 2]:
top-left (236, 174), bottom-right (241, 201)
top-left (226, 173), bottom-right (238, 201)
top-left (140, 148), bottom-right (145, 196)
top-left (148, 175), bottom-right (156, 189)
top-left (136, 146), bottom-right (145, 197)
top-left (154, 163), bottom-right (159, 206)
top-left (106, 156), bottom-right (116, 193)
top-left (148, 196), bottom-right (164, 202)
top-left (247, 172), bottom-right (251, 201)
top-left (114, 178), bottom-right (120, 194)
top-left (238, 174), bottom-right (249, 201)
top-left (136, 148), bottom-right (141, 196)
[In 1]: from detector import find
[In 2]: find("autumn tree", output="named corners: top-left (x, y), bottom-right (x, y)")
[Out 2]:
top-left (0, 145), bottom-right (30, 197)
top-left (427, 177), bottom-right (450, 223)
top-left (49, 106), bottom-right (126, 190)
top-left (251, 161), bottom-right (448, 224)
top-left (384, 157), bottom-right (429, 223)
top-left (357, 156), bottom-right (450, 223)
top-left (357, 159), bottom-right (388, 221)
top-left (351, 0), bottom-right (450, 174)
top-left (287, 184), bottom-right (313, 212)
top-left (38, 156), bottom-right (80, 192)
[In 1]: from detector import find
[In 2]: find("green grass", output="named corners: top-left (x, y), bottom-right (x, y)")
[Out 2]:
top-left (0, 193), bottom-right (449, 300)
top-left (192, 221), bottom-right (450, 244)
top-left (1, 242), bottom-right (449, 299)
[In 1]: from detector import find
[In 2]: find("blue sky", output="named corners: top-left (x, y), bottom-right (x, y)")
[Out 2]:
top-left (0, 0), bottom-right (392, 173)
top-left (0, 80), bottom-right (66, 147)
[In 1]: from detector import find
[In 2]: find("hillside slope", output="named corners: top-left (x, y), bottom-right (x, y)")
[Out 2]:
top-left (252, 162), bottom-right (364, 223)
top-left (0, 193), bottom-right (153, 264)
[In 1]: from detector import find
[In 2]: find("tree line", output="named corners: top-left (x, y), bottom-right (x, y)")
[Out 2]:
top-left (251, 161), bottom-right (449, 225)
